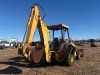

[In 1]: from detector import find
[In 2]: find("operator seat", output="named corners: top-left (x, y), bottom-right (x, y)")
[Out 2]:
top-left (53, 37), bottom-right (60, 50)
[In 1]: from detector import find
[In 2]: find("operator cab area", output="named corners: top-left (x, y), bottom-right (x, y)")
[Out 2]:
top-left (47, 24), bottom-right (70, 51)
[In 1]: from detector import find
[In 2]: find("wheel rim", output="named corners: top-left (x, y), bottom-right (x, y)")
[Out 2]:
top-left (70, 54), bottom-right (74, 62)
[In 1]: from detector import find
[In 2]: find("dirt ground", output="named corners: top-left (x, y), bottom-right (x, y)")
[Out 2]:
top-left (0, 44), bottom-right (100, 75)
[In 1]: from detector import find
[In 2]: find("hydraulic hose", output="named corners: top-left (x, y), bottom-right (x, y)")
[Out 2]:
top-left (34, 3), bottom-right (46, 20)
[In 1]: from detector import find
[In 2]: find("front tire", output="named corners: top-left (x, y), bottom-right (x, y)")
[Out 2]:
top-left (76, 50), bottom-right (80, 60)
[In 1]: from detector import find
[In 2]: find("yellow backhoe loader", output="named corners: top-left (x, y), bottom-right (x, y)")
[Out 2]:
top-left (18, 4), bottom-right (83, 66)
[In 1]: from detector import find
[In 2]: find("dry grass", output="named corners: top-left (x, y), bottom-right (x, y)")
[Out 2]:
top-left (0, 45), bottom-right (100, 75)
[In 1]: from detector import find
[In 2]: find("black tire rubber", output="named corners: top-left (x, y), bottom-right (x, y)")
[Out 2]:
top-left (65, 53), bottom-right (75, 66)
top-left (76, 50), bottom-right (80, 60)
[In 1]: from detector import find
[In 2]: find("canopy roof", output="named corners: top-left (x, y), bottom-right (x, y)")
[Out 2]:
top-left (47, 24), bottom-right (69, 30)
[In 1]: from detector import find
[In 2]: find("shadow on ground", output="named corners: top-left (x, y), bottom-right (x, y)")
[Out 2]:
top-left (9, 56), bottom-right (24, 62)
top-left (0, 56), bottom-right (71, 69)
top-left (0, 66), bottom-right (22, 74)
top-left (0, 56), bottom-right (29, 68)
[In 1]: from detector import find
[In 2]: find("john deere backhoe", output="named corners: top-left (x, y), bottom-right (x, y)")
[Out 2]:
top-left (18, 4), bottom-right (83, 66)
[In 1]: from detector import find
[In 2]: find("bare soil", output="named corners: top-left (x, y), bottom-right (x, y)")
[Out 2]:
top-left (0, 45), bottom-right (100, 75)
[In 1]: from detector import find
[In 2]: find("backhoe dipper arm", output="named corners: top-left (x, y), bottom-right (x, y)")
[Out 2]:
top-left (22, 6), bottom-right (51, 63)
top-left (26, 6), bottom-right (39, 43)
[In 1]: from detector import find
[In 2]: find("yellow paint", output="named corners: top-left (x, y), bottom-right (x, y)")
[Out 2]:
top-left (21, 5), bottom-right (51, 63)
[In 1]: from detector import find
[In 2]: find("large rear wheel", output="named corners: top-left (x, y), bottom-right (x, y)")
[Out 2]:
top-left (66, 53), bottom-right (75, 66)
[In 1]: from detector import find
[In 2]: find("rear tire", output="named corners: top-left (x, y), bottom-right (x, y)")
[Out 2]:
top-left (65, 53), bottom-right (75, 66)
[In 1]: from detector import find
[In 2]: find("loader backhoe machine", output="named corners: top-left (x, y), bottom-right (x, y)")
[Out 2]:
top-left (18, 4), bottom-right (83, 65)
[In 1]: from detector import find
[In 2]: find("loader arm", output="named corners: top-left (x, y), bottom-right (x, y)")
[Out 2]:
top-left (22, 6), bottom-right (51, 63)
